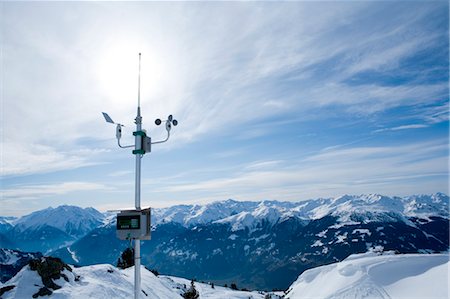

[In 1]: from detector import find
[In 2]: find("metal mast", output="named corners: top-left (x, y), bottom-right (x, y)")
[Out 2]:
top-left (134, 53), bottom-right (142, 299)
top-left (102, 53), bottom-right (178, 299)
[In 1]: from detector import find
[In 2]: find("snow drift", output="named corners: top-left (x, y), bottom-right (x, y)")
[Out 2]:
top-left (285, 252), bottom-right (449, 299)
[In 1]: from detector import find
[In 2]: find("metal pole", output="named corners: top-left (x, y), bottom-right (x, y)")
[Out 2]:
top-left (134, 53), bottom-right (142, 299)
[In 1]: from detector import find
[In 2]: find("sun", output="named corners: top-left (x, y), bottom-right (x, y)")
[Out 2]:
top-left (94, 41), bottom-right (168, 107)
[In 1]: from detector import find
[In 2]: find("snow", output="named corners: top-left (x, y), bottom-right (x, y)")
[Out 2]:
top-left (67, 247), bottom-right (79, 263)
top-left (2, 264), bottom-right (181, 299)
top-left (14, 205), bottom-right (104, 238)
top-left (161, 275), bottom-right (266, 299)
top-left (153, 199), bottom-right (261, 228)
top-left (150, 193), bottom-right (449, 230)
top-left (285, 253), bottom-right (449, 299)
top-left (101, 212), bottom-right (117, 227)
top-left (216, 212), bottom-right (257, 232)
top-left (301, 193), bottom-right (449, 225)
top-left (1, 264), bottom-right (271, 299)
top-left (335, 232), bottom-right (348, 244)
top-left (311, 240), bottom-right (323, 247)
top-left (2, 265), bottom-right (43, 298)
top-left (5, 193), bottom-right (447, 236)
top-left (383, 262), bottom-right (448, 298)
top-left (228, 234), bottom-right (238, 240)
top-left (0, 249), bottom-right (20, 265)
top-left (316, 230), bottom-right (327, 238)
top-left (0, 216), bottom-right (17, 226)
top-left (403, 193), bottom-right (449, 218)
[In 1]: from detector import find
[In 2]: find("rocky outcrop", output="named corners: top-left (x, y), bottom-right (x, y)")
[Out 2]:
top-left (28, 257), bottom-right (72, 298)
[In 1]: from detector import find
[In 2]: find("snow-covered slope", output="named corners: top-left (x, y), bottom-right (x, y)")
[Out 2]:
top-left (161, 275), bottom-right (269, 299)
top-left (14, 205), bottom-right (104, 238)
top-left (285, 252), bottom-right (449, 299)
top-left (0, 263), bottom-right (269, 299)
top-left (1, 264), bottom-right (179, 299)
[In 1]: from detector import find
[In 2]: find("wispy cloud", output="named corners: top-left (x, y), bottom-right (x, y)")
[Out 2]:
top-left (373, 124), bottom-right (429, 133)
top-left (0, 181), bottom-right (112, 201)
top-left (107, 170), bottom-right (134, 177)
top-left (244, 160), bottom-right (283, 170)
top-left (1, 2), bottom-right (447, 212)
top-left (3, 2), bottom-right (446, 156)
top-left (161, 139), bottom-right (448, 201)
top-left (1, 141), bottom-right (108, 176)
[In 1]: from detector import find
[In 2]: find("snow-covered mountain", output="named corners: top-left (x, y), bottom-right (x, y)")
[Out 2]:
top-left (14, 205), bottom-right (104, 238)
top-left (0, 257), bottom-right (274, 299)
top-left (285, 251), bottom-right (449, 299)
top-left (153, 193), bottom-right (449, 230)
top-left (0, 206), bottom-right (105, 253)
top-left (47, 193), bottom-right (449, 291)
top-left (1, 193), bottom-right (448, 291)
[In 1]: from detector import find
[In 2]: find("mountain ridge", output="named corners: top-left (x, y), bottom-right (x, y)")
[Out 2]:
top-left (1, 193), bottom-right (448, 290)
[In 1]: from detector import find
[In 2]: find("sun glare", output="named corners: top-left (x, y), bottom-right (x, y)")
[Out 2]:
top-left (95, 41), bottom-right (169, 108)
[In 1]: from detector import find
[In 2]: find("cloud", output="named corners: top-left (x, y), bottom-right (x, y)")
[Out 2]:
top-left (0, 181), bottom-right (112, 201)
top-left (1, 1), bottom-right (447, 180)
top-left (108, 170), bottom-right (134, 177)
top-left (244, 160), bottom-right (283, 170)
top-left (302, 82), bottom-right (447, 114)
top-left (161, 139), bottom-right (448, 200)
top-left (1, 141), bottom-right (107, 176)
top-left (373, 124), bottom-right (429, 133)
top-left (421, 102), bottom-right (449, 124)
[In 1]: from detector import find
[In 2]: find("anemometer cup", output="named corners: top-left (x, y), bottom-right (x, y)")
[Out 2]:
top-left (155, 115), bottom-right (178, 131)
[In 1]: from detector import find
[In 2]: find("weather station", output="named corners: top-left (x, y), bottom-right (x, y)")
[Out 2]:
top-left (102, 53), bottom-right (178, 299)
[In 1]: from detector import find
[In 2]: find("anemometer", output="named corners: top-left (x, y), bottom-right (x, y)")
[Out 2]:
top-left (101, 112), bottom-right (178, 152)
top-left (102, 53), bottom-right (178, 299)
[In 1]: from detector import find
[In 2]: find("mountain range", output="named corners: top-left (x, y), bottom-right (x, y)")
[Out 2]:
top-left (1, 193), bottom-right (448, 290)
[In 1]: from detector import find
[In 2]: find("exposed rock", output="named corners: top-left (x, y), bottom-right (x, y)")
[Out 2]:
top-left (0, 285), bottom-right (15, 297)
top-left (117, 248), bottom-right (134, 269)
top-left (28, 256), bottom-right (73, 297)
top-left (32, 287), bottom-right (52, 298)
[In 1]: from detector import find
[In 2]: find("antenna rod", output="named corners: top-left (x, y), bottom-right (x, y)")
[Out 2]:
top-left (138, 53), bottom-right (141, 109)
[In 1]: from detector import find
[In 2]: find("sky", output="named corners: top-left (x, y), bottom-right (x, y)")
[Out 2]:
top-left (1, 1), bottom-right (448, 217)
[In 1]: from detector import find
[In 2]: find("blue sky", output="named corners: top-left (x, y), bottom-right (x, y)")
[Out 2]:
top-left (1, 1), bottom-right (448, 216)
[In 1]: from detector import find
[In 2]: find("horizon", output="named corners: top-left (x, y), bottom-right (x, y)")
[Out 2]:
top-left (2, 191), bottom-right (448, 218)
top-left (1, 2), bottom-right (449, 217)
